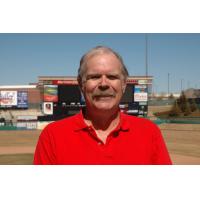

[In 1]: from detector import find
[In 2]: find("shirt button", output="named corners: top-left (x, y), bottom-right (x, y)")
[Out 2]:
top-left (113, 132), bottom-right (119, 137)
top-left (88, 127), bottom-right (92, 131)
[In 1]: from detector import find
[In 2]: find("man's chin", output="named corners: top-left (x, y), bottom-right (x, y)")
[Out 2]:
top-left (93, 103), bottom-right (116, 111)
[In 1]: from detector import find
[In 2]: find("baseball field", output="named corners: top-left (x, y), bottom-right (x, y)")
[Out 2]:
top-left (0, 123), bottom-right (200, 164)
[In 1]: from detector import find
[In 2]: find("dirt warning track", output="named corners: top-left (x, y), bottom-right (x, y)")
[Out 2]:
top-left (0, 124), bottom-right (200, 164)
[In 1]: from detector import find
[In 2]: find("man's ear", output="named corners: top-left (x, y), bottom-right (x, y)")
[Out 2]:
top-left (78, 76), bottom-right (83, 92)
top-left (122, 81), bottom-right (127, 94)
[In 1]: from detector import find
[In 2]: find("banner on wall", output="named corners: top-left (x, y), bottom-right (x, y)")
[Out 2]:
top-left (17, 91), bottom-right (28, 108)
top-left (0, 91), bottom-right (18, 107)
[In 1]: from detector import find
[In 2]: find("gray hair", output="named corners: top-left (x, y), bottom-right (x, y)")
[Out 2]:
top-left (77, 46), bottom-right (129, 84)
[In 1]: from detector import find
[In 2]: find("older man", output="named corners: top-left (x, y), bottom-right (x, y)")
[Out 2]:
top-left (34, 46), bottom-right (172, 164)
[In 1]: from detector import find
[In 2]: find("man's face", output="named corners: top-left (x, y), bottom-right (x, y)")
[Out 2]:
top-left (81, 53), bottom-right (126, 112)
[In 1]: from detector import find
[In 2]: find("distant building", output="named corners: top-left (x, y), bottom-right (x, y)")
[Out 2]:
top-left (0, 75), bottom-right (154, 124)
top-left (150, 92), bottom-right (180, 99)
top-left (183, 88), bottom-right (200, 99)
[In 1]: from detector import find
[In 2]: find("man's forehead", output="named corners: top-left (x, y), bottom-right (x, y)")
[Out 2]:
top-left (86, 52), bottom-right (121, 65)
top-left (86, 51), bottom-right (118, 61)
top-left (85, 57), bottom-right (122, 72)
top-left (85, 68), bottom-right (122, 76)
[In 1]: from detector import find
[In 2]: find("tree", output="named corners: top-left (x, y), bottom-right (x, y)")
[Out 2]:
top-left (169, 100), bottom-right (182, 117)
top-left (168, 93), bottom-right (175, 99)
top-left (184, 102), bottom-right (191, 116)
top-left (190, 99), bottom-right (198, 112)
top-left (178, 92), bottom-right (188, 113)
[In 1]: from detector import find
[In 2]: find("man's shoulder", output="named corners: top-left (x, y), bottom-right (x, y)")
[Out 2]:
top-left (45, 113), bottom-right (81, 131)
top-left (121, 113), bottom-right (158, 129)
top-left (121, 113), bottom-right (149, 123)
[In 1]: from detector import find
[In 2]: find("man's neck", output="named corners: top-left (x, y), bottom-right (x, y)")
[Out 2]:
top-left (84, 108), bottom-right (120, 130)
top-left (83, 109), bottom-right (120, 144)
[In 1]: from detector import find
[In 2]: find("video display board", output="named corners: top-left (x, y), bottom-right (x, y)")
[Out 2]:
top-left (43, 85), bottom-right (58, 102)
top-left (58, 85), bottom-right (81, 103)
top-left (121, 85), bottom-right (134, 103)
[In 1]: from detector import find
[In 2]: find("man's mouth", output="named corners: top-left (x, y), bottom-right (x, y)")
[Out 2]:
top-left (93, 94), bottom-right (114, 100)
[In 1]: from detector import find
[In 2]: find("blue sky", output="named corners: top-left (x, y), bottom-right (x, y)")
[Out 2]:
top-left (0, 33), bottom-right (200, 93)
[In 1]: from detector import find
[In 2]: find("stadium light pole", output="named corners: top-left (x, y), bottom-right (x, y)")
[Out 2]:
top-left (182, 78), bottom-right (185, 91)
top-left (168, 73), bottom-right (170, 97)
top-left (187, 81), bottom-right (190, 89)
top-left (181, 79), bottom-right (183, 92)
top-left (145, 33), bottom-right (148, 77)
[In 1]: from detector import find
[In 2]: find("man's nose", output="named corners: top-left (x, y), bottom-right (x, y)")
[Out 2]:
top-left (98, 76), bottom-right (109, 89)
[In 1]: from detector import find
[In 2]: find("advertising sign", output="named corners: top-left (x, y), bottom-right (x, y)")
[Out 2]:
top-left (43, 102), bottom-right (53, 115)
top-left (134, 93), bottom-right (148, 102)
top-left (134, 85), bottom-right (148, 102)
top-left (139, 101), bottom-right (148, 106)
top-left (17, 91), bottom-right (28, 108)
top-left (0, 91), bottom-right (17, 107)
top-left (138, 80), bottom-right (148, 84)
top-left (43, 85), bottom-right (58, 102)
top-left (134, 85), bottom-right (148, 93)
top-left (126, 79), bottom-right (138, 84)
top-left (52, 80), bottom-right (78, 85)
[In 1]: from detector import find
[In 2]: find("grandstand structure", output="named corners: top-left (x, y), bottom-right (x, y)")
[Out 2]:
top-left (0, 75), bottom-right (153, 129)
top-left (0, 85), bottom-right (42, 128)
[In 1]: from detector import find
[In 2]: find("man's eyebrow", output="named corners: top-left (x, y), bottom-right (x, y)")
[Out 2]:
top-left (86, 73), bottom-right (101, 77)
top-left (87, 72), bottom-right (120, 75)
top-left (86, 73), bottom-right (100, 76)
top-left (85, 73), bottom-right (121, 79)
top-left (107, 73), bottom-right (120, 76)
top-left (85, 74), bottom-right (101, 79)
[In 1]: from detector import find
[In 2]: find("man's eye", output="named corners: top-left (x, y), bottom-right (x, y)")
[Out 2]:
top-left (107, 75), bottom-right (119, 80)
top-left (87, 75), bottom-right (100, 80)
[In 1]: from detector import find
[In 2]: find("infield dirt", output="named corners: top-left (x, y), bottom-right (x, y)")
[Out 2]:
top-left (0, 124), bottom-right (200, 164)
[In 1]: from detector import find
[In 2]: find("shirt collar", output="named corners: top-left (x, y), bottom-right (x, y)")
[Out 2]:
top-left (118, 111), bottom-right (130, 132)
top-left (74, 110), bottom-right (89, 131)
top-left (74, 109), bottom-right (130, 132)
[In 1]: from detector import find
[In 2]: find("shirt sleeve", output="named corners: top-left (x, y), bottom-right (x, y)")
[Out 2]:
top-left (33, 125), bottom-right (56, 165)
top-left (151, 123), bottom-right (172, 165)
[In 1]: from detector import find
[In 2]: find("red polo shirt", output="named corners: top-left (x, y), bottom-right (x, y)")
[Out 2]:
top-left (34, 112), bottom-right (172, 165)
